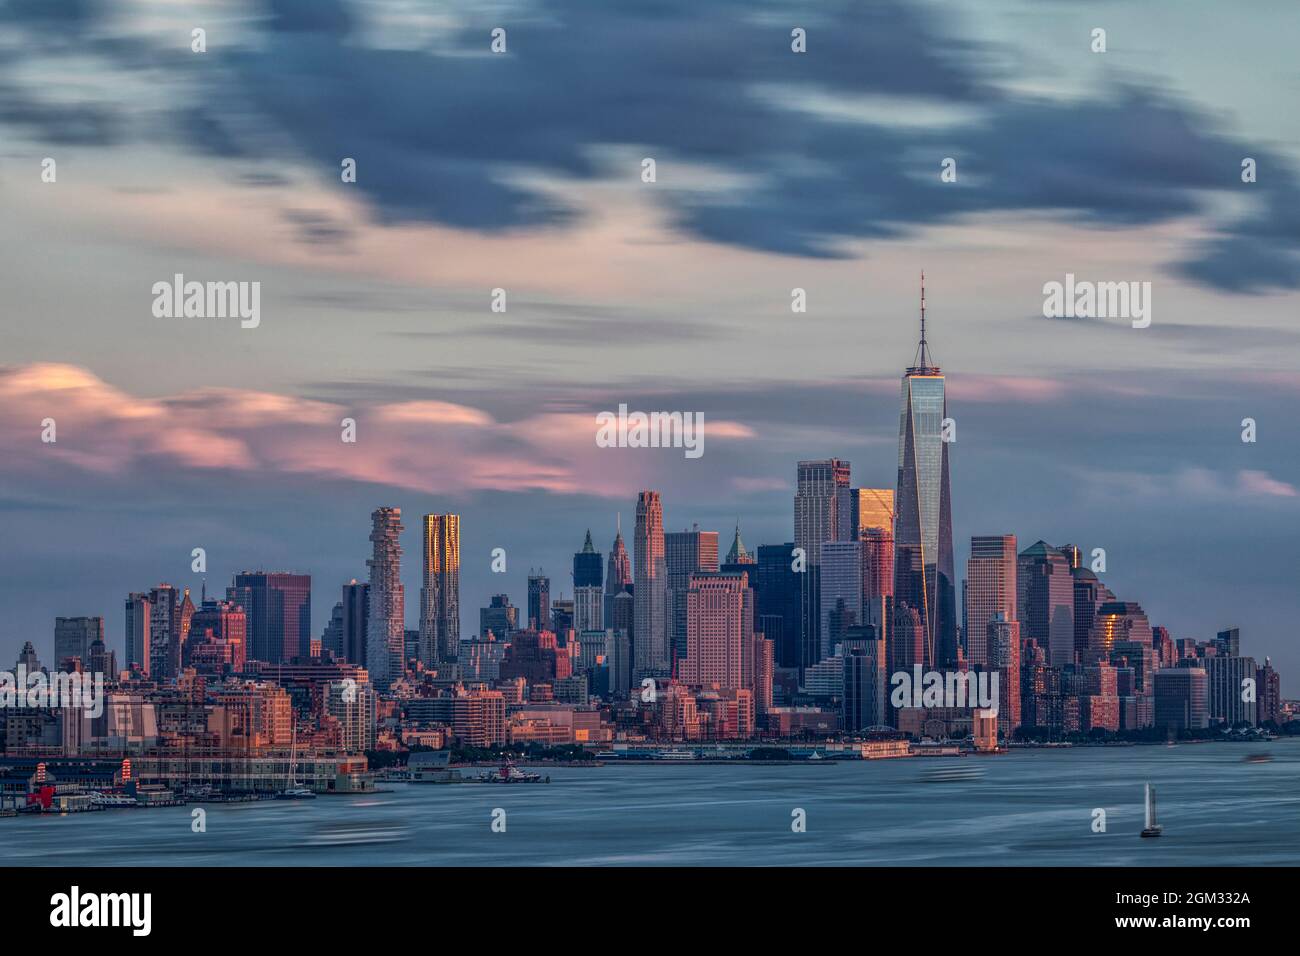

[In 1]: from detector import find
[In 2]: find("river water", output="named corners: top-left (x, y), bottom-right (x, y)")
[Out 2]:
top-left (6, 740), bottom-right (1297, 866)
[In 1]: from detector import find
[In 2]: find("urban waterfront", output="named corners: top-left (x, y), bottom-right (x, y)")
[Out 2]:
top-left (7, 741), bottom-right (1298, 867)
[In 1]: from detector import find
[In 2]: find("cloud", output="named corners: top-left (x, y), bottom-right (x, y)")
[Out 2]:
top-left (1236, 469), bottom-right (1297, 498)
top-left (5, 0), bottom-right (1297, 291)
top-left (0, 363), bottom-right (756, 498)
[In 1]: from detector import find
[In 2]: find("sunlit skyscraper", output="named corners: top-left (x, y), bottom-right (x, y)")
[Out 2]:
top-left (850, 488), bottom-right (894, 540)
top-left (893, 276), bottom-right (956, 668)
top-left (666, 526), bottom-right (719, 665)
top-left (419, 513), bottom-right (460, 665)
top-left (633, 491), bottom-right (668, 680)
top-left (682, 571), bottom-right (753, 690)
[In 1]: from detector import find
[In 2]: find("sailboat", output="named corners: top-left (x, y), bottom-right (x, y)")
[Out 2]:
top-left (276, 723), bottom-right (316, 800)
top-left (1140, 783), bottom-right (1162, 838)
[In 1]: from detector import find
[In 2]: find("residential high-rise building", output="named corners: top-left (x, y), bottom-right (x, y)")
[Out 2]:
top-left (986, 612), bottom-right (1021, 736)
top-left (124, 593), bottom-right (151, 676)
top-left (964, 535), bottom-right (1017, 667)
top-left (1206, 655), bottom-right (1257, 727)
top-left (54, 617), bottom-right (103, 668)
top-left (228, 572), bottom-right (311, 665)
top-left (682, 572), bottom-right (753, 690)
top-left (366, 507), bottom-right (405, 690)
top-left (1017, 541), bottom-right (1074, 668)
top-left (340, 580), bottom-right (368, 666)
top-left (795, 458), bottom-right (852, 668)
top-left (148, 584), bottom-right (180, 680)
top-left (573, 530), bottom-right (604, 633)
top-left (665, 526), bottom-right (719, 665)
top-left (753, 635), bottom-right (774, 716)
top-left (419, 513), bottom-right (461, 665)
top-left (1257, 658), bottom-right (1282, 726)
top-left (893, 278), bottom-right (956, 668)
top-left (326, 678), bottom-right (378, 752)
top-left (633, 491), bottom-right (669, 679)
top-left (527, 572), bottom-right (551, 631)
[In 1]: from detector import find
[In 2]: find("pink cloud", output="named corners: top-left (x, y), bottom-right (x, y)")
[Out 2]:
top-left (947, 375), bottom-right (1067, 402)
top-left (0, 363), bottom-right (754, 499)
top-left (1236, 469), bottom-right (1298, 498)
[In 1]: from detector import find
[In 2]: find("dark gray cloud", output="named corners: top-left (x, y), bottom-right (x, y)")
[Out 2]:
top-left (2, 0), bottom-right (1297, 290)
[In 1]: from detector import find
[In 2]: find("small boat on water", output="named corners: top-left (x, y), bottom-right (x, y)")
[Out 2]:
top-left (276, 724), bottom-right (317, 799)
top-left (1140, 783), bottom-right (1163, 838)
top-left (658, 749), bottom-right (696, 760)
top-left (479, 762), bottom-right (545, 784)
top-left (1244, 753), bottom-right (1273, 764)
top-left (276, 786), bottom-right (317, 800)
top-left (89, 791), bottom-right (138, 808)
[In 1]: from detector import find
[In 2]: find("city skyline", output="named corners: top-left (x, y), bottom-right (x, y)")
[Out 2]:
top-left (2, 0), bottom-right (1298, 691)
top-left (12, 311), bottom-right (1289, 699)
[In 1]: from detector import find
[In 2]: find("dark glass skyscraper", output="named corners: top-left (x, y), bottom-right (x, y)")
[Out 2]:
top-left (527, 572), bottom-right (551, 631)
top-left (893, 276), bottom-right (956, 668)
top-left (755, 543), bottom-right (801, 670)
top-left (574, 530), bottom-right (603, 588)
top-left (230, 571), bottom-right (312, 664)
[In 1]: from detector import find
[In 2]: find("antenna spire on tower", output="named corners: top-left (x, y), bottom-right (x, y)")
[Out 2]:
top-left (910, 270), bottom-right (938, 373)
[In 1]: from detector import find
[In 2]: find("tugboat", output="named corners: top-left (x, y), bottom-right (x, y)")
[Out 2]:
top-left (479, 761), bottom-right (544, 784)
top-left (1140, 783), bottom-right (1163, 838)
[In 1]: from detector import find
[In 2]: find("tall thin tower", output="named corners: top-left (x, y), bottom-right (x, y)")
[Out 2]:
top-left (893, 274), bottom-right (957, 667)
top-left (419, 513), bottom-right (460, 665)
top-left (633, 491), bottom-right (668, 680)
top-left (367, 507), bottom-right (405, 689)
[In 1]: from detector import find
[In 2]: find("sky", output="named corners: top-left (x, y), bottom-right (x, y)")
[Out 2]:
top-left (1, 0), bottom-right (1298, 691)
